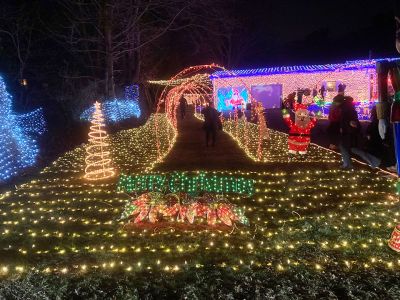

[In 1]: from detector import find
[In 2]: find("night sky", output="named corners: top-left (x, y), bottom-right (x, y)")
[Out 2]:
top-left (228, 0), bottom-right (399, 68)
top-left (246, 0), bottom-right (395, 42)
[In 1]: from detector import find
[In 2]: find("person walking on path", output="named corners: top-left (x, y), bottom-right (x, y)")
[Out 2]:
top-left (349, 105), bottom-right (397, 171)
top-left (202, 102), bottom-right (221, 147)
top-left (179, 96), bottom-right (188, 120)
top-left (326, 84), bottom-right (346, 150)
top-left (338, 96), bottom-right (360, 169)
top-left (350, 106), bottom-right (383, 168)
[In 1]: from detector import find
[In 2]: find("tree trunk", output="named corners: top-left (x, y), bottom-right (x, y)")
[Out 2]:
top-left (133, 29), bottom-right (141, 83)
top-left (104, 1), bottom-right (115, 99)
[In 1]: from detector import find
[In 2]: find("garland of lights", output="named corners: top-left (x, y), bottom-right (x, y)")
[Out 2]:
top-left (148, 74), bottom-right (211, 87)
top-left (118, 172), bottom-right (255, 196)
top-left (84, 101), bottom-right (115, 180)
top-left (119, 192), bottom-right (249, 226)
top-left (0, 75), bottom-right (46, 182)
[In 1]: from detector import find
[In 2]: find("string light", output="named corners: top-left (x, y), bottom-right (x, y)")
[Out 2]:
top-left (84, 102), bottom-right (115, 180)
top-left (16, 108), bottom-right (46, 135)
top-left (119, 192), bottom-right (249, 226)
top-left (0, 75), bottom-right (46, 182)
top-left (148, 74), bottom-right (210, 87)
top-left (154, 64), bottom-right (262, 158)
top-left (0, 166), bottom-right (397, 276)
top-left (210, 59), bottom-right (400, 114)
top-left (211, 58), bottom-right (398, 78)
top-left (0, 94), bottom-right (398, 279)
top-left (80, 85), bottom-right (141, 123)
top-left (118, 172), bottom-right (255, 196)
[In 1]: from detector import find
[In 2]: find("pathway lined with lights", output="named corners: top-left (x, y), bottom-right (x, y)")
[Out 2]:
top-left (156, 107), bottom-right (348, 172)
top-left (155, 108), bottom-right (258, 171)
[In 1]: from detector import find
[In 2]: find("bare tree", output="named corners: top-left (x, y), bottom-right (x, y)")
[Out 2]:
top-left (184, 0), bottom-right (257, 69)
top-left (0, 2), bottom-right (38, 105)
top-left (52, 0), bottom-right (191, 100)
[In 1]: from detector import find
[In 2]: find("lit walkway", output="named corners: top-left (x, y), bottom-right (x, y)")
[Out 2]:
top-left (154, 107), bottom-right (378, 173)
top-left (155, 108), bottom-right (258, 171)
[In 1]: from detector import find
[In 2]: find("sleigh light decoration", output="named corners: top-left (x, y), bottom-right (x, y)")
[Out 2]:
top-left (119, 192), bottom-right (249, 227)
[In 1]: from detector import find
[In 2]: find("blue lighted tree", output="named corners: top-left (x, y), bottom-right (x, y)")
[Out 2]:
top-left (0, 76), bottom-right (45, 182)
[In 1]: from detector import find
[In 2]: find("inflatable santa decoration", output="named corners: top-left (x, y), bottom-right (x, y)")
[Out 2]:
top-left (282, 103), bottom-right (316, 155)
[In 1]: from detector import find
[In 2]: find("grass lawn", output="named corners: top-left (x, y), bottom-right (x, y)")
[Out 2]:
top-left (0, 112), bottom-right (399, 299)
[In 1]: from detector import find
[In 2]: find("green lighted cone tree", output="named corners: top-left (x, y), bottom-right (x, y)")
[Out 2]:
top-left (84, 101), bottom-right (115, 180)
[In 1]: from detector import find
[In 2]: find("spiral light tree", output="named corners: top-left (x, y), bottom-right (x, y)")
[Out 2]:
top-left (84, 101), bottom-right (115, 180)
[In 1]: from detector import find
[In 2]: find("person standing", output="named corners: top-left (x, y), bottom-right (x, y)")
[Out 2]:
top-left (179, 95), bottom-right (188, 119)
top-left (202, 102), bottom-right (221, 147)
top-left (338, 96), bottom-right (360, 169)
top-left (350, 106), bottom-right (383, 168)
top-left (326, 84), bottom-right (346, 150)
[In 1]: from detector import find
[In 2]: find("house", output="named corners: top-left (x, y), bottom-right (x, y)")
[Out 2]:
top-left (210, 58), bottom-right (399, 119)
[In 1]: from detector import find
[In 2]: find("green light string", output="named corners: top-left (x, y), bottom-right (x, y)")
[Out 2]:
top-left (118, 172), bottom-right (255, 196)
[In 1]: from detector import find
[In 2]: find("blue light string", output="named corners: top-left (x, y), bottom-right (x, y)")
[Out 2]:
top-left (80, 85), bottom-right (141, 123)
top-left (0, 75), bottom-right (46, 182)
top-left (210, 57), bottom-right (400, 79)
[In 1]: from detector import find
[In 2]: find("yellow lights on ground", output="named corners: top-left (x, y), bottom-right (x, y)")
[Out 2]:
top-left (0, 109), bottom-right (398, 279)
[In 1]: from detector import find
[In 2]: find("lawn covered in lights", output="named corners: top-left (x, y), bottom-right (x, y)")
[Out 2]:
top-left (1, 112), bottom-right (400, 298)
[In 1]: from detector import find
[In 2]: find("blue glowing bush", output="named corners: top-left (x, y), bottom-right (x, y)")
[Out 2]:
top-left (0, 76), bottom-right (46, 182)
top-left (80, 85), bottom-right (141, 123)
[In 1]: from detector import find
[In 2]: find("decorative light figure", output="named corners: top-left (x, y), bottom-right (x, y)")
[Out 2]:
top-left (84, 101), bottom-right (115, 180)
top-left (0, 75), bottom-right (45, 182)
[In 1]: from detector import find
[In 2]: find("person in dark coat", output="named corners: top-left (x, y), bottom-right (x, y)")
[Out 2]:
top-left (179, 96), bottom-right (188, 119)
top-left (326, 86), bottom-right (346, 149)
top-left (201, 102), bottom-right (221, 147)
top-left (338, 96), bottom-right (360, 169)
top-left (350, 106), bottom-right (383, 168)
top-left (382, 126), bottom-right (396, 170)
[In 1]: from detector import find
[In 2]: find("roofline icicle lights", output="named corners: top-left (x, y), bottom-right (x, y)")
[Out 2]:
top-left (211, 58), bottom-right (400, 78)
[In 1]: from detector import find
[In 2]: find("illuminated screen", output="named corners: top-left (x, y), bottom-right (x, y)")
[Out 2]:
top-left (250, 84), bottom-right (282, 109)
top-left (217, 86), bottom-right (249, 111)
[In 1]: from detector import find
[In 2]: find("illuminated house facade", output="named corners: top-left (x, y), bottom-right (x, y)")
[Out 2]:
top-left (210, 58), bottom-right (399, 112)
